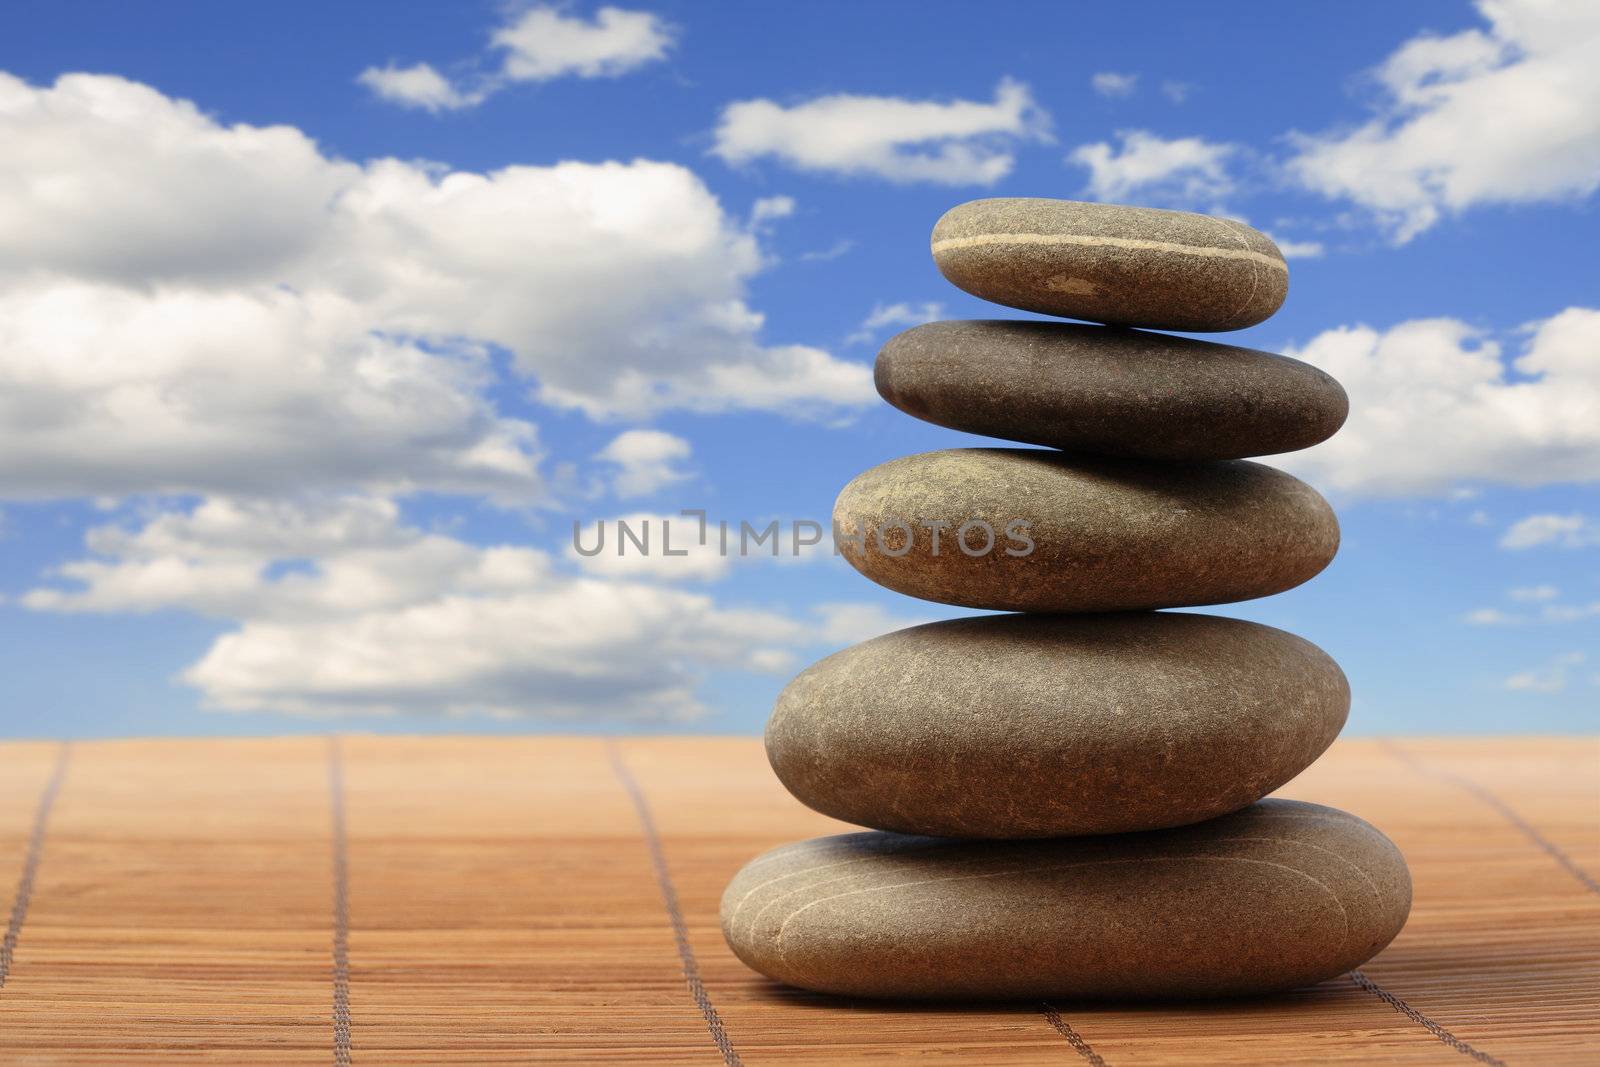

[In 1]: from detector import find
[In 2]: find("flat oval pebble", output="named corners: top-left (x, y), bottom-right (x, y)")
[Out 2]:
top-left (932, 198), bottom-right (1288, 332)
top-left (833, 448), bottom-right (1337, 613)
top-left (722, 800), bottom-right (1411, 1000)
top-left (767, 612), bottom-right (1348, 838)
top-left (876, 320), bottom-right (1348, 460)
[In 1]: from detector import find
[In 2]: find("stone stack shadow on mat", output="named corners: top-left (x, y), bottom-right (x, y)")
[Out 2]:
top-left (721, 197), bottom-right (1411, 1000)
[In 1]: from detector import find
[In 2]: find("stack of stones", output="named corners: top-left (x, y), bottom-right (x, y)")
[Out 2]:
top-left (721, 198), bottom-right (1411, 1000)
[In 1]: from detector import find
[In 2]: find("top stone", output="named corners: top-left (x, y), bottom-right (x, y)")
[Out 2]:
top-left (932, 198), bottom-right (1288, 332)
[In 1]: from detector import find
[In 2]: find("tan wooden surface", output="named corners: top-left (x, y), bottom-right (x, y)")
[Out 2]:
top-left (0, 736), bottom-right (1595, 1065)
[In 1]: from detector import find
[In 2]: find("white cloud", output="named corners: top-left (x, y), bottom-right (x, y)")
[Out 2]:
top-left (1540, 602), bottom-right (1600, 623)
top-left (1160, 81), bottom-right (1193, 104)
top-left (568, 511), bottom-right (730, 582)
top-left (1279, 307), bottom-right (1600, 496)
top-left (0, 281), bottom-right (539, 500)
top-left (22, 496), bottom-right (822, 719)
top-left (1068, 129), bottom-right (1237, 204)
top-left (595, 430), bottom-right (692, 498)
top-left (1500, 513), bottom-right (1600, 549)
top-left (749, 195), bottom-right (796, 228)
top-left (492, 5), bottom-right (674, 82)
top-left (0, 72), bottom-right (872, 502)
top-left (1464, 607), bottom-right (1519, 625)
top-left (359, 6), bottom-right (673, 111)
top-left (0, 73), bottom-right (348, 284)
top-left (1462, 584), bottom-right (1599, 626)
top-left (1267, 234), bottom-right (1325, 259)
top-left (800, 239), bottom-right (855, 262)
top-left (712, 78), bottom-right (1050, 185)
top-left (356, 62), bottom-right (486, 112)
top-left (1091, 72), bottom-right (1138, 98)
top-left (846, 300), bottom-right (943, 345)
top-left (335, 157), bottom-right (874, 420)
top-left (1288, 0), bottom-right (1600, 241)
top-left (24, 495), bottom-right (927, 719)
top-left (1505, 651), bottom-right (1586, 694)
top-left (812, 602), bottom-right (935, 645)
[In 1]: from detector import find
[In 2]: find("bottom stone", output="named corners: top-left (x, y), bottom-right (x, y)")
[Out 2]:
top-left (721, 800), bottom-right (1410, 1000)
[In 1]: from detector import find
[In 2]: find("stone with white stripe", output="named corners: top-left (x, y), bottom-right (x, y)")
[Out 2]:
top-left (720, 800), bottom-right (1412, 1000)
top-left (931, 198), bottom-right (1288, 332)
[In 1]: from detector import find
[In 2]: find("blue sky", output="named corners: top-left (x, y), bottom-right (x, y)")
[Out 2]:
top-left (1, 0), bottom-right (1596, 739)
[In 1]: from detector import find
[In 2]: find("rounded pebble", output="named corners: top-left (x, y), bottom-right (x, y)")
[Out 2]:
top-left (931, 198), bottom-right (1288, 331)
top-left (876, 320), bottom-right (1347, 460)
top-left (721, 800), bottom-right (1411, 1000)
top-left (767, 611), bottom-right (1349, 838)
top-left (833, 448), bottom-right (1338, 612)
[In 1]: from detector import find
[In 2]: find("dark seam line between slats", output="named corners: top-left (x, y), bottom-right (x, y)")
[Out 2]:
top-left (606, 741), bottom-right (743, 1066)
top-left (1040, 1003), bottom-right (1109, 1065)
top-left (329, 736), bottom-right (352, 1066)
top-left (1350, 970), bottom-right (1508, 1065)
top-left (0, 741), bottom-right (70, 990)
top-left (1383, 739), bottom-right (1599, 896)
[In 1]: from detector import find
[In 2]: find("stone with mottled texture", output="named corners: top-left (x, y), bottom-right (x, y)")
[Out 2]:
top-left (721, 800), bottom-right (1410, 1000)
top-left (876, 320), bottom-right (1347, 460)
top-left (833, 448), bottom-right (1338, 613)
top-left (767, 612), bottom-right (1347, 838)
top-left (932, 198), bottom-right (1287, 331)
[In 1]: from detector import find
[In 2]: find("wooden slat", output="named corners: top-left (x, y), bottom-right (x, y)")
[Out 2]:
top-left (0, 739), bottom-right (335, 1065)
top-left (0, 736), bottom-right (1595, 1065)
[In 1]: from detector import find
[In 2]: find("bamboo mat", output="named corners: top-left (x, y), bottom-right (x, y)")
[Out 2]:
top-left (0, 736), bottom-right (1595, 1066)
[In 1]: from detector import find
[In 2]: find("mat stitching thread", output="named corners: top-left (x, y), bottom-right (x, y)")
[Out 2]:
top-left (1349, 970), bottom-right (1507, 1065)
top-left (328, 736), bottom-right (352, 1066)
top-left (1040, 1003), bottom-right (1109, 1066)
top-left (607, 741), bottom-right (742, 1066)
top-left (1383, 740), bottom-right (1599, 896)
top-left (0, 741), bottom-right (70, 990)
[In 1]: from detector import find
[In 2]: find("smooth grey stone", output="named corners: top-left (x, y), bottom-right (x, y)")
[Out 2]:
top-left (833, 448), bottom-right (1338, 613)
top-left (932, 198), bottom-right (1288, 332)
top-left (721, 800), bottom-right (1411, 1000)
top-left (767, 612), bottom-right (1348, 838)
top-left (876, 320), bottom-right (1348, 460)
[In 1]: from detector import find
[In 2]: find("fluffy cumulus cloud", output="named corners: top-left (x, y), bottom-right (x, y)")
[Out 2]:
top-left (23, 496), bottom-right (918, 720)
top-left (846, 301), bottom-right (944, 345)
top-left (1068, 129), bottom-right (1237, 205)
top-left (1279, 307), bottom-right (1600, 496)
top-left (1500, 513), bottom-right (1600, 549)
top-left (568, 511), bottom-right (735, 583)
top-left (747, 195), bottom-right (796, 228)
top-left (0, 71), bottom-right (871, 504)
top-left (358, 5), bottom-right (673, 111)
top-left (1267, 235), bottom-right (1325, 259)
top-left (1288, 0), bottom-right (1600, 241)
top-left (712, 78), bottom-right (1051, 185)
top-left (492, 5), bottom-right (674, 81)
top-left (0, 282), bottom-right (539, 500)
top-left (356, 62), bottom-right (487, 112)
top-left (595, 430), bottom-right (692, 498)
top-left (330, 157), bottom-right (871, 418)
top-left (0, 73), bottom-right (348, 284)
